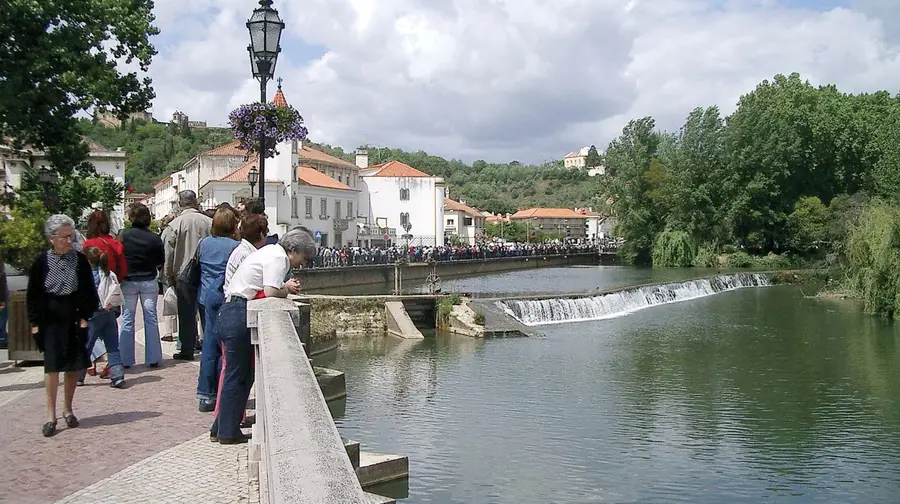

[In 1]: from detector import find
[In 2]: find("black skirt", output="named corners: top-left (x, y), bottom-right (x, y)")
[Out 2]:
top-left (39, 294), bottom-right (90, 373)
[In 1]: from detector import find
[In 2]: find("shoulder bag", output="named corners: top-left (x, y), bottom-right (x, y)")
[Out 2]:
top-left (177, 237), bottom-right (205, 290)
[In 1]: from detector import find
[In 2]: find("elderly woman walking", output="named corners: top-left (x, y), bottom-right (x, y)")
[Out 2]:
top-left (27, 215), bottom-right (100, 437)
top-left (209, 227), bottom-right (314, 444)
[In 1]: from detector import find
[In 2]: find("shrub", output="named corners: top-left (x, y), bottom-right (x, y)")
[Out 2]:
top-left (846, 200), bottom-right (900, 319)
top-left (693, 246), bottom-right (720, 267)
top-left (726, 251), bottom-right (754, 268)
top-left (0, 201), bottom-right (49, 274)
top-left (651, 230), bottom-right (697, 267)
top-left (474, 311), bottom-right (486, 326)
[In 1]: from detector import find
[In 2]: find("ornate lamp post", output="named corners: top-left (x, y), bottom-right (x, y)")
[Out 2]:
top-left (246, 0), bottom-right (284, 206)
top-left (248, 166), bottom-right (259, 198)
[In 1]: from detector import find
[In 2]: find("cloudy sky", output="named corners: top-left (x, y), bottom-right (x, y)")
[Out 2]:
top-left (146, 0), bottom-right (900, 163)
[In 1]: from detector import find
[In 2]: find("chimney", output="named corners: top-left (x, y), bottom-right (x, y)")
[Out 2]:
top-left (356, 148), bottom-right (368, 169)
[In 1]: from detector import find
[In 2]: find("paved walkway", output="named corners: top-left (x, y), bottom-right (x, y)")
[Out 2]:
top-left (0, 297), bottom-right (254, 504)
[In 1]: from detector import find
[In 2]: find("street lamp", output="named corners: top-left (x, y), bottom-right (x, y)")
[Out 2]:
top-left (39, 166), bottom-right (58, 210)
top-left (246, 0), bottom-right (285, 206)
top-left (248, 166), bottom-right (259, 198)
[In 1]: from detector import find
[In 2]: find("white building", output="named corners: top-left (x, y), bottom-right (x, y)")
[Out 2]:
top-left (2, 139), bottom-right (128, 231)
top-left (152, 169), bottom-right (186, 218)
top-left (443, 198), bottom-right (485, 245)
top-left (358, 158), bottom-right (446, 247)
top-left (563, 146), bottom-right (589, 168)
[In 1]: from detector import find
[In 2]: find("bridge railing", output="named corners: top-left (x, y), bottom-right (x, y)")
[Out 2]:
top-left (247, 298), bottom-right (368, 504)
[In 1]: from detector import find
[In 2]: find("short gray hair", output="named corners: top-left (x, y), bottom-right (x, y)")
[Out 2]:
top-left (280, 227), bottom-right (316, 257)
top-left (178, 190), bottom-right (198, 208)
top-left (45, 214), bottom-right (75, 238)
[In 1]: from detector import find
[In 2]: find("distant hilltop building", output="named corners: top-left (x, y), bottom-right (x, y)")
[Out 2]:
top-left (94, 107), bottom-right (154, 128)
top-left (563, 146), bottom-right (589, 168)
top-left (171, 110), bottom-right (207, 129)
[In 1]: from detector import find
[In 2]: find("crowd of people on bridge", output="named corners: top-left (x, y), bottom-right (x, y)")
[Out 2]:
top-left (308, 241), bottom-right (604, 268)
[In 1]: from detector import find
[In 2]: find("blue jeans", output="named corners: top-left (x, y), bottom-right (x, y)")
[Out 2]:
top-left (210, 297), bottom-right (254, 441)
top-left (197, 300), bottom-right (223, 401)
top-left (0, 297), bottom-right (7, 347)
top-left (119, 279), bottom-right (162, 367)
top-left (79, 310), bottom-right (125, 381)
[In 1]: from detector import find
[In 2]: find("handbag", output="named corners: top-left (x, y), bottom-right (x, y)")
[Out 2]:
top-left (177, 237), bottom-right (205, 289)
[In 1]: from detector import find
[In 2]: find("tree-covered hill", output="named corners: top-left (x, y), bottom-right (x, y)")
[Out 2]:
top-left (79, 118), bottom-right (600, 212)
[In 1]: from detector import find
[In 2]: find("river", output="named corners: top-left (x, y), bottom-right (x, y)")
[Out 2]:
top-left (317, 266), bottom-right (900, 503)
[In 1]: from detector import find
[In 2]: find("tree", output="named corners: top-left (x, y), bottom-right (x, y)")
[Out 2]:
top-left (585, 145), bottom-right (602, 167)
top-left (786, 196), bottom-right (830, 254)
top-left (604, 117), bottom-right (663, 264)
top-left (0, 0), bottom-right (158, 172)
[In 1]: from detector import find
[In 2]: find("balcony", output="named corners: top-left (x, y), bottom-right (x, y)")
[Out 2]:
top-left (358, 226), bottom-right (397, 237)
top-left (444, 226), bottom-right (457, 234)
top-left (333, 218), bottom-right (352, 232)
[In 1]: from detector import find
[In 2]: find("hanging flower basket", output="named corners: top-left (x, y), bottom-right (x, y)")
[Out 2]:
top-left (229, 102), bottom-right (309, 159)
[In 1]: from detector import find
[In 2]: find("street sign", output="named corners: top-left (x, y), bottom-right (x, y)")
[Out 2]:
top-left (383, 234), bottom-right (390, 241)
top-left (314, 230), bottom-right (322, 240)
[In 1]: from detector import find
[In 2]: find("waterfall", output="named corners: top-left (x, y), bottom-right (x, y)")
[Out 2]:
top-left (497, 273), bottom-right (771, 326)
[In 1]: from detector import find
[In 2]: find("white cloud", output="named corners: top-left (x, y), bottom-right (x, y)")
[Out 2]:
top-left (145, 0), bottom-right (900, 163)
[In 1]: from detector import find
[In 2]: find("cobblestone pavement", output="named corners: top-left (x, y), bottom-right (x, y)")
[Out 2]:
top-left (0, 296), bottom-right (253, 504)
top-left (52, 434), bottom-right (255, 504)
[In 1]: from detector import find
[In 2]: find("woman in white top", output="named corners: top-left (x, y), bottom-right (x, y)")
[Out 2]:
top-left (209, 227), bottom-right (314, 444)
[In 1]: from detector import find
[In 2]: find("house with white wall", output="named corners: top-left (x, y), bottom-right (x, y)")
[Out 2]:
top-left (2, 139), bottom-right (128, 231)
top-left (358, 157), bottom-right (446, 247)
top-left (443, 198), bottom-right (485, 244)
top-left (563, 147), bottom-right (589, 168)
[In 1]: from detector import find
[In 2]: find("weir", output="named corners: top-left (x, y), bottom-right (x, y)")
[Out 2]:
top-left (495, 273), bottom-right (771, 326)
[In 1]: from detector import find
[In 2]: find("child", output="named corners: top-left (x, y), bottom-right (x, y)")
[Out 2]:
top-left (80, 247), bottom-right (126, 388)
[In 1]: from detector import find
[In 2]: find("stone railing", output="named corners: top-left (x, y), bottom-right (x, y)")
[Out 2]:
top-left (246, 298), bottom-right (369, 504)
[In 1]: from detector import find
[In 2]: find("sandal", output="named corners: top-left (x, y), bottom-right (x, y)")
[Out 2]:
top-left (42, 421), bottom-right (57, 437)
top-left (63, 413), bottom-right (79, 428)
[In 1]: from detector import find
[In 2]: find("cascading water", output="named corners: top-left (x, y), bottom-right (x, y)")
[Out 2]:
top-left (497, 273), bottom-right (771, 326)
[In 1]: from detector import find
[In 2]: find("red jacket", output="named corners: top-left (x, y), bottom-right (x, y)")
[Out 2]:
top-left (83, 234), bottom-right (128, 281)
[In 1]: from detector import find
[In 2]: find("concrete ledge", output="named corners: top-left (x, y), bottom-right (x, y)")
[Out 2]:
top-left (314, 367), bottom-right (347, 402)
top-left (252, 300), bottom-right (369, 504)
top-left (364, 493), bottom-right (396, 504)
top-left (343, 438), bottom-right (361, 469)
top-left (356, 452), bottom-right (409, 488)
top-left (384, 301), bottom-right (425, 339)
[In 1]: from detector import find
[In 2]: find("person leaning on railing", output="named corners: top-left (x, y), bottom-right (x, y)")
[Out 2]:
top-left (208, 226), bottom-right (315, 444)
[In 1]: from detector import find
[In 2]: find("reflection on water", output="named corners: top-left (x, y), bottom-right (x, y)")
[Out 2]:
top-left (331, 279), bottom-right (900, 504)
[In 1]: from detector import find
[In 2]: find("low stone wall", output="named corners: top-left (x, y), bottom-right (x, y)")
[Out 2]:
top-left (296, 253), bottom-right (598, 293)
top-left (305, 297), bottom-right (387, 345)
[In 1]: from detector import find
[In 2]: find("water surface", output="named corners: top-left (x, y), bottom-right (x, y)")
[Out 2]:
top-left (325, 268), bottom-right (900, 503)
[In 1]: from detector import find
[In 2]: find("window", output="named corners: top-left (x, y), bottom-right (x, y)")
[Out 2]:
top-left (347, 201), bottom-right (353, 218)
top-left (305, 197), bottom-right (313, 218)
top-left (334, 200), bottom-right (341, 219)
top-left (399, 188), bottom-right (410, 200)
top-left (446, 219), bottom-right (455, 226)
top-left (291, 194), bottom-right (298, 218)
top-left (338, 174), bottom-right (343, 183)
top-left (464, 217), bottom-right (473, 226)
top-left (400, 212), bottom-right (410, 226)
top-left (320, 198), bottom-right (328, 218)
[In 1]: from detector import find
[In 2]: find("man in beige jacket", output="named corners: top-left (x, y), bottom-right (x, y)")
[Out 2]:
top-left (164, 190), bottom-right (211, 360)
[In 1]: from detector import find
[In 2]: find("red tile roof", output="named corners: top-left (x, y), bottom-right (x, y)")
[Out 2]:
top-left (203, 141), bottom-right (247, 157)
top-left (218, 161), bottom-right (279, 183)
top-left (444, 198), bottom-right (483, 217)
top-left (298, 166), bottom-right (352, 191)
top-left (510, 208), bottom-right (588, 219)
top-left (300, 144), bottom-right (357, 168)
top-left (364, 160), bottom-right (430, 178)
top-left (273, 89), bottom-right (288, 108)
